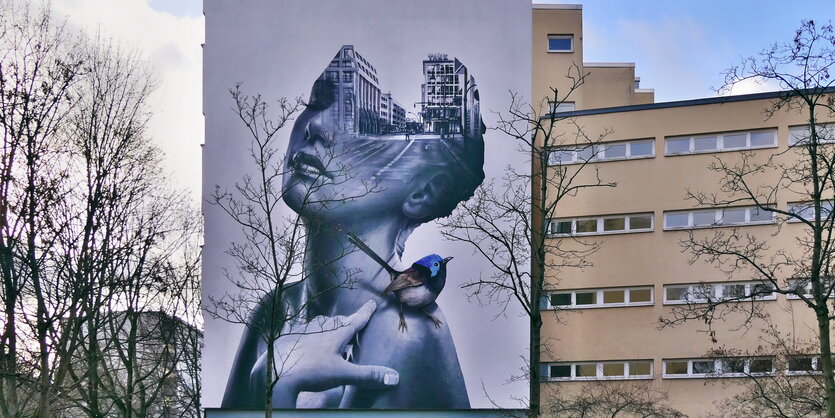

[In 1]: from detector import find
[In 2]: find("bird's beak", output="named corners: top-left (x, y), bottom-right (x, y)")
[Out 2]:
top-left (443, 256), bottom-right (453, 265)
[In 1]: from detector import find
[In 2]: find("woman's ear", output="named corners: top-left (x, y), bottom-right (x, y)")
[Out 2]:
top-left (402, 173), bottom-right (453, 220)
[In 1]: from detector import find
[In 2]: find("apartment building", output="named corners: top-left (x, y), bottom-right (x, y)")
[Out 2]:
top-left (534, 4), bottom-right (832, 416)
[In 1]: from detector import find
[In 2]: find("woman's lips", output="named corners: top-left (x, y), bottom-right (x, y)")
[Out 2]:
top-left (290, 151), bottom-right (334, 179)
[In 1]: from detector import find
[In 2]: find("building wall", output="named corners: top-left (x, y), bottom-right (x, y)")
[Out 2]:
top-left (533, 4), bottom-right (831, 416)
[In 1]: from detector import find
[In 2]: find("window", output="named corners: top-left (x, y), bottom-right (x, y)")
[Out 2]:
top-left (663, 206), bottom-right (775, 229)
top-left (547, 35), bottom-right (574, 52)
top-left (549, 139), bottom-right (655, 165)
top-left (547, 213), bottom-right (654, 236)
top-left (548, 101), bottom-right (575, 113)
top-left (787, 356), bottom-right (822, 374)
top-left (545, 286), bottom-right (654, 309)
top-left (788, 201), bottom-right (834, 222)
top-left (665, 129), bottom-right (777, 155)
top-left (663, 282), bottom-right (776, 305)
top-left (662, 357), bottom-right (774, 378)
top-left (789, 123), bottom-right (835, 146)
top-left (547, 360), bottom-right (653, 381)
top-left (343, 72), bottom-right (353, 83)
top-left (786, 278), bottom-right (835, 299)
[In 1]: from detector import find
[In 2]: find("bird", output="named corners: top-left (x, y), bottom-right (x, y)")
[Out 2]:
top-left (347, 232), bottom-right (452, 332)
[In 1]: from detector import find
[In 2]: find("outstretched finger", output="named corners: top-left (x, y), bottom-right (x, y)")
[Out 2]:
top-left (339, 363), bottom-right (399, 388)
top-left (337, 299), bottom-right (377, 346)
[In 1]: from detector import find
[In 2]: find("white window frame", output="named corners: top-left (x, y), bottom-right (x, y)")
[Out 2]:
top-left (547, 34), bottom-right (574, 53)
top-left (786, 356), bottom-right (823, 375)
top-left (548, 101), bottom-right (575, 114)
top-left (789, 123), bottom-right (835, 146)
top-left (663, 281), bottom-right (776, 305)
top-left (664, 129), bottom-right (777, 156)
top-left (786, 278), bottom-right (835, 300)
top-left (549, 139), bottom-right (655, 165)
top-left (662, 357), bottom-right (775, 379)
top-left (547, 286), bottom-right (654, 309)
top-left (787, 200), bottom-right (834, 223)
top-left (547, 360), bottom-right (653, 381)
top-left (547, 213), bottom-right (654, 237)
top-left (663, 206), bottom-right (775, 230)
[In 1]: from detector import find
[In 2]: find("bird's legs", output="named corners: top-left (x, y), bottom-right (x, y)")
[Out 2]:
top-left (398, 304), bottom-right (408, 332)
top-left (423, 310), bottom-right (443, 329)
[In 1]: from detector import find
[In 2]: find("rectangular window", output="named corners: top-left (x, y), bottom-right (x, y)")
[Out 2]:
top-left (545, 286), bottom-right (654, 309)
top-left (548, 213), bottom-right (654, 236)
top-left (663, 282), bottom-right (776, 305)
top-left (787, 356), bottom-right (821, 374)
top-left (789, 123), bottom-right (835, 146)
top-left (663, 357), bottom-right (775, 378)
top-left (343, 72), bottom-right (354, 83)
top-left (547, 35), bottom-right (574, 52)
top-left (665, 129), bottom-right (777, 155)
top-left (788, 201), bottom-right (834, 222)
top-left (786, 278), bottom-right (834, 299)
top-left (549, 139), bottom-right (655, 165)
top-left (547, 360), bottom-right (653, 381)
top-left (548, 101), bottom-right (575, 113)
top-left (663, 206), bottom-right (775, 230)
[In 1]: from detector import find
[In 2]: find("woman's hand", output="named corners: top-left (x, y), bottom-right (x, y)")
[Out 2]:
top-left (249, 300), bottom-right (398, 407)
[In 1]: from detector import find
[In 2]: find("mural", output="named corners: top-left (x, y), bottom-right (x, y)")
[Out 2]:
top-left (221, 46), bottom-right (484, 409)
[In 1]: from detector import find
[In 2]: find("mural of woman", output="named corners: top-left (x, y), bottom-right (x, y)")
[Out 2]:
top-left (222, 47), bottom-right (485, 409)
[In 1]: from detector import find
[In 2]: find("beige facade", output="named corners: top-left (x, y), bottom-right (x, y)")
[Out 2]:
top-left (533, 4), bottom-right (831, 416)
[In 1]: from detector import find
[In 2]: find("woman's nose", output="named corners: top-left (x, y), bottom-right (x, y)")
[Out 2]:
top-left (304, 117), bottom-right (334, 148)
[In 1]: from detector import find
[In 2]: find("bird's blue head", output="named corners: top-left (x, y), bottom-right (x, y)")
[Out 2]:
top-left (415, 254), bottom-right (453, 277)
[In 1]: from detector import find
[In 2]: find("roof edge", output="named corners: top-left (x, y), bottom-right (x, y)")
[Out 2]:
top-left (533, 3), bottom-right (582, 10)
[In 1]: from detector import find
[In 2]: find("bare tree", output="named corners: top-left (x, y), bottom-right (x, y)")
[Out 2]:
top-left (545, 380), bottom-right (685, 418)
top-left (438, 65), bottom-right (616, 418)
top-left (657, 19), bottom-right (835, 417)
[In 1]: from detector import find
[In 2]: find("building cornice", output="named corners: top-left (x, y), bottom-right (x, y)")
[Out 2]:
top-left (533, 3), bottom-right (582, 10)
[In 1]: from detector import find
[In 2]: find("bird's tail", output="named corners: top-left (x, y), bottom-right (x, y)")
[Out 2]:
top-left (347, 232), bottom-right (399, 277)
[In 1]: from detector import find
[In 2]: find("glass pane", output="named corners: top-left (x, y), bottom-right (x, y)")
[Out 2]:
top-left (692, 211), bottom-right (716, 226)
top-left (549, 150), bottom-right (575, 164)
top-left (689, 284), bottom-right (713, 301)
top-left (551, 221), bottom-right (572, 234)
top-left (629, 361), bottom-right (651, 376)
top-left (575, 292), bottom-right (596, 305)
top-left (548, 37), bottom-right (573, 51)
top-left (550, 365), bottom-right (571, 378)
top-left (750, 359), bottom-right (773, 373)
top-left (665, 361), bottom-right (688, 375)
top-left (576, 146), bottom-right (597, 162)
top-left (629, 288), bottom-right (652, 303)
top-left (629, 215), bottom-right (652, 230)
top-left (723, 133), bottom-right (747, 149)
top-left (550, 293), bottom-right (571, 307)
top-left (723, 284), bottom-right (746, 299)
top-left (603, 290), bottom-right (625, 304)
top-left (666, 138), bottom-right (690, 154)
top-left (750, 131), bottom-right (775, 147)
top-left (630, 141), bottom-right (653, 157)
top-left (576, 219), bottom-right (598, 233)
top-left (788, 357), bottom-right (814, 372)
top-left (692, 360), bottom-right (715, 374)
top-left (603, 217), bottom-right (625, 231)
top-left (575, 363), bottom-right (597, 377)
top-left (752, 283), bottom-right (774, 298)
top-left (604, 144), bottom-right (627, 159)
top-left (749, 207), bottom-right (773, 222)
top-left (790, 203), bottom-right (814, 220)
top-left (721, 208), bottom-right (746, 224)
top-left (694, 136), bottom-right (718, 151)
top-left (603, 363), bottom-right (625, 377)
top-left (665, 287), bottom-right (687, 301)
top-left (724, 359), bottom-right (745, 374)
top-left (789, 126), bottom-right (810, 145)
top-left (665, 213), bottom-right (689, 228)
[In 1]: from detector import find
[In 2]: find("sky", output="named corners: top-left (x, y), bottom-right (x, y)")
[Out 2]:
top-left (50, 0), bottom-right (835, 198)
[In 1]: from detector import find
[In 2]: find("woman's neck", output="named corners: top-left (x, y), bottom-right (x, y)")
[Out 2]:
top-left (302, 218), bottom-right (407, 316)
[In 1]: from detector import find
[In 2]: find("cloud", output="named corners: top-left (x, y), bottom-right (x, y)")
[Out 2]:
top-left (722, 76), bottom-right (783, 96)
top-left (52, 0), bottom-right (204, 200)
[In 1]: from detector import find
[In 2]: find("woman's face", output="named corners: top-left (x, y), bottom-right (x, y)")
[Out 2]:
top-left (281, 104), bottom-right (407, 224)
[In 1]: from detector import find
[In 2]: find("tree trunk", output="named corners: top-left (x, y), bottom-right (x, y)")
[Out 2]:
top-left (529, 308), bottom-right (542, 418)
top-left (817, 310), bottom-right (835, 418)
